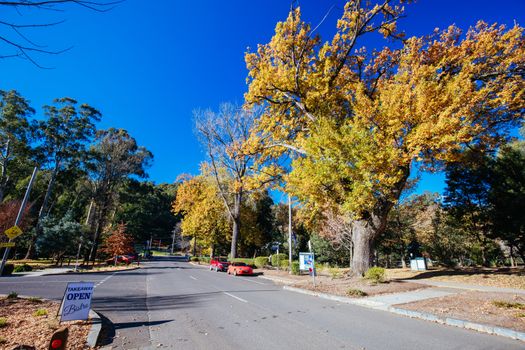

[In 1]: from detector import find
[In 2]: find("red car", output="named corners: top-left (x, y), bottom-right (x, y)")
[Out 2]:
top-left (106, 255), bottom-right (131, 265)
top-left (209, 257), bottom-right (230, 272)
top-left (227, 262), bottom-right (253, 276)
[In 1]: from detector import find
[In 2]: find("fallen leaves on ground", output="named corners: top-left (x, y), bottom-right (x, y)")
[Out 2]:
top-left (0, 297), bottom-right (91, 349)
top-left (397, 291), bottom-right (525, 332)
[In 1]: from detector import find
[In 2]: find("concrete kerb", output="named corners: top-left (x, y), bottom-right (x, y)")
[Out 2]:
top-left (44, 266), bottom-right (140, 276)
top-left (87, 309), bottom-right (103, 348)
top-left (282, 285), bottom-right (525, 342)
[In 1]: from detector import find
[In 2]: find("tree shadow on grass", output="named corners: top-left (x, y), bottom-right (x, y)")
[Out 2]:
top-left (398, 267), bottom-right (524, 281)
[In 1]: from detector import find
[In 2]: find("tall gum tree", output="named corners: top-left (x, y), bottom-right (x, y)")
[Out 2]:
top-left (0, 90), bottom-right (35, 202)
top-left (244, 1), bottom-right (525, 275)
top-left (25, 97), bottom-right (100, 259)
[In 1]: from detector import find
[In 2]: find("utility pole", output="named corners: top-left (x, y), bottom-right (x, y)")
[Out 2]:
top-left (0, 167), bottom-right (38, 276)
top-left (288, 193), bottom-right (292, 270)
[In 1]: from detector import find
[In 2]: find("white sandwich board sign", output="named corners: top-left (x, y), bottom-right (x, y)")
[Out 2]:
top-left (59, 282), bottom-right (94, 322)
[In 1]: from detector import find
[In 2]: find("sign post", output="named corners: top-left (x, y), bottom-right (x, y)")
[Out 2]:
top-left (59, 282), bottom-right (94, 322)
top-left (0, 167), bottom-right (38, 276)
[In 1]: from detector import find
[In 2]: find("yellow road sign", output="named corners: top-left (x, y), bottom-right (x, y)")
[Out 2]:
top-left (4, 226), bottom-right (22, 240)
top-left (0, 242), bottom-right (15, 248)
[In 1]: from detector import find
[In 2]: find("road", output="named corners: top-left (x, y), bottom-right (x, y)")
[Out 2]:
top-left (0, 257), bottom-right (523, 350)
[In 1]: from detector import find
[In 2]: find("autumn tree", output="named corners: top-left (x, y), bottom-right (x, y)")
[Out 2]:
top-left (102, 222), bottom-right (134, 263)
top-left (244, 1), bottom-right (525, 274)
top-left (194, 103), bottom-right (261, 258)
top-left (172, 172), bottom-right (230, 257)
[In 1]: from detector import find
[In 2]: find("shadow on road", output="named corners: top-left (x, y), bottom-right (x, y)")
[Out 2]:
top-left (93, 289), bottom-right (278, 312)
top-left (114, 319), bottom-right (172, 330)
top-left (97, 312), bottom-right (172, 347)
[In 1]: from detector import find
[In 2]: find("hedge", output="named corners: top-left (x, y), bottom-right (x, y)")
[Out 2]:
top-left (271, 253), bottom-right (287, 267)
top-left (254, 256), bottom-right (268, 268)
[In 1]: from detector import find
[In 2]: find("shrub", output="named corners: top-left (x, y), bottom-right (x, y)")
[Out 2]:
top-left (364, 267), bottom-right (386, 284)
top-left (492, 301), bottom-right (525, 310)
top-left (1, 264), bottom-right (14, 276)
top-left (291, 261), bottom-right (300, 275)
top-left (13, 264), bottom-right (33, 273)
top-left (0, 317), bottom-right (7, 328)
top-left (279, 259), bottom-right (289, 270)
top-left (28, 297), bottom-right (42, 303)
top-left (271, 253), bottom-right (287, 267)
top-left (347, 288), bottom-right (368, 297)
top-left (33, 308), bottom-right (48, 317)
top-left (190, 257), bottom-right (199, 262)
top-left (230, 258), bottom-right (255, 267)
top-left (0, 336), bottom-right (5, 344)
top-left (7, 291), bottom-right (18, 299)
top-left (199, 256), bottom-right (211, 264)
top-left (254, 257), bottom-right (268, 268)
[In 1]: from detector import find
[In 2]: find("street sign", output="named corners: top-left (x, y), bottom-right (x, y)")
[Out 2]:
top-left (4, 225), bottom-right (23, 240)
top-left (299, 252), bottom-right (314, 271)
top-left (59, 282), bottom-right (95, 322)
top-left (0, 242), bottom-right (15, 248)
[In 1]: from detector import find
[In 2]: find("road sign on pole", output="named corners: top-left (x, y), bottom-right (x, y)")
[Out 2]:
top-left (0, 167), bottom-right (38, 276)
top-left (4, 226), bottom-right (23, 240)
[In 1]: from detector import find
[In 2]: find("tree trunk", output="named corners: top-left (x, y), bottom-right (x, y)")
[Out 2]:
top-left (401, 253), bottom-right (407, 269)
top-left (24, 166), bottom-right (58, 259)
top-left (351, 220), bottom-right (376, 276)
top-left (230, 192), bottom-right (242, 259)
top-left (0, 139), bottom-right (10, 203)
top-left (509, 245), bottom-right (515, 267)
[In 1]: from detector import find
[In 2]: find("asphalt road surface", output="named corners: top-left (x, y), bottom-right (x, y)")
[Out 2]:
top-left (1, 257), bottom-right (523, 350)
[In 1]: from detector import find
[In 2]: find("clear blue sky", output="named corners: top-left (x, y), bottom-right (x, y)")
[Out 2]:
top-left (1, 0), bottom-right (524, 194)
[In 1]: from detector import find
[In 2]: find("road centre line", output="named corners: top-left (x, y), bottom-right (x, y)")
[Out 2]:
top-left (95, 271), bottom-right (118, 288)
top-left (239, 277), bottom-right (266, 285)
top-left (189, 275), bottom-right (197, 280)
top-left (224, 292), bottom-right (248, 303)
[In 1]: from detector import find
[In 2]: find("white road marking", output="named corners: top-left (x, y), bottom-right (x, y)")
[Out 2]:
top-left (239, 277), bottom-right (266, 285)
top-left (224, 292), bottom-right (248, 303)
top-left (95, 271), bottom-right (118, 288)
top-left (189, 275), bottom-right (197, 280)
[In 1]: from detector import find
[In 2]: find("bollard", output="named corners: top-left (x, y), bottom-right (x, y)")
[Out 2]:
top-left (48, 327), bottom-right (68, 350)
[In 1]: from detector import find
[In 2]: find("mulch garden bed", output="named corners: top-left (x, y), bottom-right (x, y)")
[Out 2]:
top-left (0, 296), bottom-right (92, 349)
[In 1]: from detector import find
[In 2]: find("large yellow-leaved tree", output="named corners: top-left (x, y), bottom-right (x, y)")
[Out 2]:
top-left (172, 171), bottom-right (230, 257)
top-left (244, 1), bottom-right (525, 275)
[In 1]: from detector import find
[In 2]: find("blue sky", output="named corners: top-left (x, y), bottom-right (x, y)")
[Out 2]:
top-left (1, 0), bottom-right (524, 195)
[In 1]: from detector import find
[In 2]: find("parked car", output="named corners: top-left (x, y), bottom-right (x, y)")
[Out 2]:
top-left (210, 257), bottom-right (230, 272)
top-left (106, 255), bottom-right (131, 265)
top-left (125, 252), bottom-right (139, 262)
top-left (227, 262), bottom-right (253, 276)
